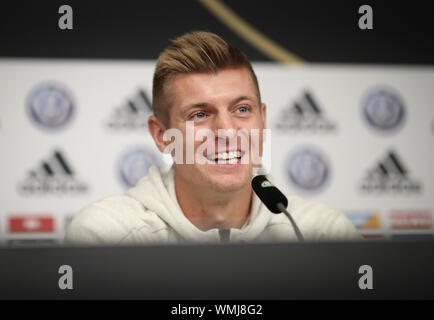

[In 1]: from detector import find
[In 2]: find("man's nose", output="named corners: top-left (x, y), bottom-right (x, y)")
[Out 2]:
top-left (213, 112), bottom-right (239, 151)
top-left (213, 111), bottom-right (236, 133)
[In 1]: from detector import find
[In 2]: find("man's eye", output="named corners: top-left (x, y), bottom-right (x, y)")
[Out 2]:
top-left (237, 106), bottom-right (249, 113)
top-left (194, 112), bottom-right (206, 119)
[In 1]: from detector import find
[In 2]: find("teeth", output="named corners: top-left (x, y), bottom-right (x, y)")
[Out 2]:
top-left (207, 151), bottom-right (243, 161)
top-left (228, 157), bottom-right (238, 164)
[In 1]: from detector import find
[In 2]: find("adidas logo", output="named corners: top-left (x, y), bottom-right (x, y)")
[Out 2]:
top-left (106, 89), bottom-right (152, 130)
top-left (18, 150), bottom-right (88, 195)
top-left (274, 90), bottom-right (336, 131)
top-left (360, 150), bottom-right (421, 193)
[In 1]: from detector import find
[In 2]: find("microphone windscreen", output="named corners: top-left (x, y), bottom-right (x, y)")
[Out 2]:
top-left (251, 175), bottom-right (288, 214)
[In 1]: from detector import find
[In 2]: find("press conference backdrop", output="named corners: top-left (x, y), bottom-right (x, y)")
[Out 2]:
top-left (1, 0), bottom-right (434, 245)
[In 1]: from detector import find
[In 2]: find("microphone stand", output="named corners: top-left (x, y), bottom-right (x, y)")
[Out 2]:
top-left (276, 203), bottom-right (305, 242)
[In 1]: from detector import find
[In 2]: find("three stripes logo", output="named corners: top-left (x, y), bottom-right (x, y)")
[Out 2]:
top-left (106, 89), bottom-right (152, 130)
top-left (18, 149), bottom-right (88, 195)
top-left (359, 150), bottom-right (421, 194)
top-left (274, 90), bottom-right (336, 131)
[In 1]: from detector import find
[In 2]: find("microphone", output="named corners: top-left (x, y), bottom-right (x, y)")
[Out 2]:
top-left (252, 175), bottom-right (304, 241)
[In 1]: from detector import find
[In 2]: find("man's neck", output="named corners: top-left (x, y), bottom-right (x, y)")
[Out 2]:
top-left (174, 173), bottom-right (252, 232)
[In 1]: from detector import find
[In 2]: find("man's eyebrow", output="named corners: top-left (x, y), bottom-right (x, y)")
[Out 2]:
top-left (181, 102), bottom-right (212, 112)
top-left (182, 96), bottom-right (256, 111)
top-left (230, 95), bottom-right (256, 105)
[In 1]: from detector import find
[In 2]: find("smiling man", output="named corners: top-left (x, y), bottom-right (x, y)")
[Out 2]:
top-left (65, 31), bottom-right (360, 245)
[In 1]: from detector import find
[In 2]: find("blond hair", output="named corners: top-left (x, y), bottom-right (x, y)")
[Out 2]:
top-left (152, 31), bottom-right (260, 125)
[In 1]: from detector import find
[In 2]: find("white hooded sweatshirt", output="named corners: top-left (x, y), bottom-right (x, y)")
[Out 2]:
top-left (65, 165), bottom-right (360, 245)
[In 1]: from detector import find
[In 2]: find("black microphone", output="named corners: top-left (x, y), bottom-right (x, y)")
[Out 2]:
top-left (252, 175), bottom-right (304, 241)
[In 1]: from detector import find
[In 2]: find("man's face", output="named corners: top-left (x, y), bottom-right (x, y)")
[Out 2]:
top-left (166, 67), bottom-right (266, 193)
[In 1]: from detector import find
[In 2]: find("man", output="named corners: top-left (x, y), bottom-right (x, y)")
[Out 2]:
top-left (65, 31), bottom-right (360, 245)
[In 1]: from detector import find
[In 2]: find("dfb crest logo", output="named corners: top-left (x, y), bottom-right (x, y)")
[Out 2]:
top-left (361, 87), bottom-right (405, 132)
top-left (285, 147), bottom-right (330, 192)
top-left (26, 82), bottom-right (75, 129)
top-left (118, 146), bottom-right (164, 188)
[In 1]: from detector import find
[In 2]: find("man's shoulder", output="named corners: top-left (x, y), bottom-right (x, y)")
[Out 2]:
top-left (65, 194), bottom-right (167, 245)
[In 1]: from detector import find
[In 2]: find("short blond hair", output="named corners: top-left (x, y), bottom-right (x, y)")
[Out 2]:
top-left (152, 31), bottom-right (261, 126)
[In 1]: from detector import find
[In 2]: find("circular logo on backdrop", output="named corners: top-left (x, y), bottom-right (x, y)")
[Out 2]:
top-left (26, 82), bottom-right (75, 129)
top-left (118, 147), bottom-right (164, 188)
top-left (286, 147), bottom-right (330, 192)
top-left (362, 88), bottom-right (405, 131)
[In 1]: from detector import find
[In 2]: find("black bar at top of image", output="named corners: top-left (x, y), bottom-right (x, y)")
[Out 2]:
top-left (0, 0), bottom-right (433, 64)
top-left (0, 241), bottom-right (433, 299)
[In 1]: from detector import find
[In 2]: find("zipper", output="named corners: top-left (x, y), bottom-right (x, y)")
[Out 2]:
top-left (219, 229), bottom-right (230, 243)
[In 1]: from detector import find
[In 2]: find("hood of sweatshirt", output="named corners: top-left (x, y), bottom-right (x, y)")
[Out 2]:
top-left (125, 165), bottom-right (274, 243)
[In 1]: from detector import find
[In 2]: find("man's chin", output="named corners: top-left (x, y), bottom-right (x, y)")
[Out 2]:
top-left (209, 180), bottom-right (248, 193)
top-left (203, 169), bottom-right (251, 192)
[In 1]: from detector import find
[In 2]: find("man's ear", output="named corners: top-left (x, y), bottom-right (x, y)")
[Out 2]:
top-left (148, 115), bottom-right (168, 152)
top-left (261, 103), bottom-right (267, 129)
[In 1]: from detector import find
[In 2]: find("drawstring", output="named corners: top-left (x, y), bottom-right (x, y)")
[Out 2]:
top-left (219, 229), bottom-right (230, 243)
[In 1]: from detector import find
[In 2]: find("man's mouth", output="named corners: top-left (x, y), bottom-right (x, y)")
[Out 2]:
top-left (206, 150), bottom-right (245, 162)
